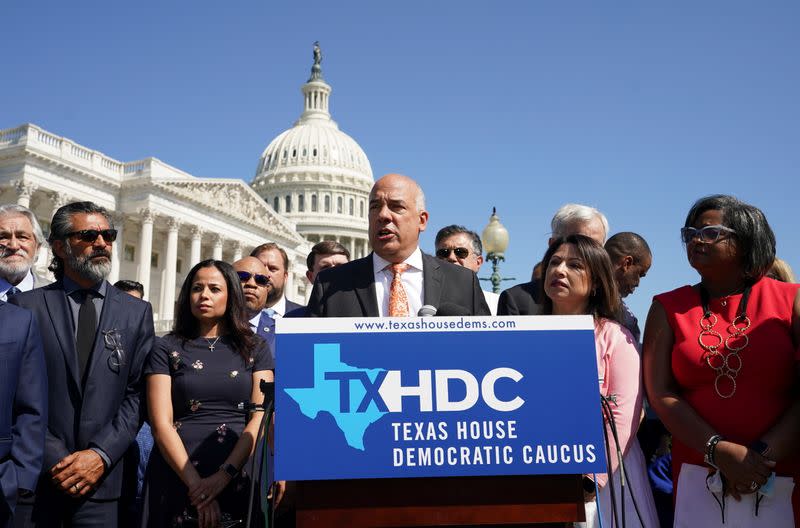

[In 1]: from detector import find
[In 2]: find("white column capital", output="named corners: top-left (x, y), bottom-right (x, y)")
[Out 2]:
top-left (13, 180), bottom-right (37, 204)
top-left (190, 225), bottom-right (204, 240)
top-left (49, 191), bottom-right (70, 215)
top-left (165, 217), bottom-right (182, 232)
top-left (211, 234), bottom-right (224, 261)
top-left (139, 208), bottom-right (155, 224)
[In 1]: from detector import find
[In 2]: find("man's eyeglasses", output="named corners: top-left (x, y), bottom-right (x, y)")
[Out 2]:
top-left (680, 225), bottom-right (736, 244)
top-left (436, 247), bottom-right (471, 259)
top-left (237, 271), bottom-right (269, 287)
top-left (65, 229), bottom-right (118, 243)
top-left (103, 329), bottom-right (125, 372)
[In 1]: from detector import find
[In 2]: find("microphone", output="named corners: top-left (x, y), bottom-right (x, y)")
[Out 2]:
top-left (238, 380), bottom-right (276, 411)
top-left (436, 303), bottom-right (472, 316)
top-left (417, 305), bottom-right (437, 317)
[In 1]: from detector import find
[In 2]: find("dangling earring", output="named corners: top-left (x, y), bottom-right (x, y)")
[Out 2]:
top-left (591, 288), bottom-right (597, 297)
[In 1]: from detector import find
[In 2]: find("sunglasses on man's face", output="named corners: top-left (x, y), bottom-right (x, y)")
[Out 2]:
top-left (680, 225), bottom-right (736, 244)
top-left (65, 229), bottom-right (118, 243)
top-left (236, 270), bottom-right (269, 287)
top-left (436, 247), bottom-right (471, 259)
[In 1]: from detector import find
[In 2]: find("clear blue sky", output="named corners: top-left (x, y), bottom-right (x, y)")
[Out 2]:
top-left (3, 1), bottom-right (798, 320)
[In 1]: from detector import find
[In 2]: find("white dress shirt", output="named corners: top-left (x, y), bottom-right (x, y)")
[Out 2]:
top-left (268, 296), bottom-right (287, 318)
top-left (482, 290), bottom-right (500, 316)
top-left (372, 247), bottom-right (424, 317)
top-left (248, 312), bottom-right (261, 332)
top-left (0, 270), bottom-right (35, 301)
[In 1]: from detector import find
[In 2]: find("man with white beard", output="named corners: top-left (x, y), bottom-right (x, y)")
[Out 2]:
top-left (0, 204), bottom-right (47, 301)
top-left (10, 201), bottom-right (154, 528)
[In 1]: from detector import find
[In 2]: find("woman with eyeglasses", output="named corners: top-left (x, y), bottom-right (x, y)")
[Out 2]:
top-left (539, 235), bottom-right (658, 528)
top-left (643, 195), bottom-right (800, 525)
top-left (141, 259), bottom-right (274, 528)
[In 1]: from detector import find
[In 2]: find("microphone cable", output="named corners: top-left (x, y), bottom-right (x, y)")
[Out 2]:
top-left (245, 392), bottom-right (274, 528)
top-left (600, 394), bottom-right (646, 528)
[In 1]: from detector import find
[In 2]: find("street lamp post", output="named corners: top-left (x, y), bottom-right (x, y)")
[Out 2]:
top-left (480, 207), bottom-right (515, 294)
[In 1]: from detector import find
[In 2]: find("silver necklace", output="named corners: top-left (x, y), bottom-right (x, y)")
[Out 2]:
top-left (203, 336), bottom-right (222, 351)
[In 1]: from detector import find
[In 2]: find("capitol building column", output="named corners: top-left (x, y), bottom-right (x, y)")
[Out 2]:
top-left (232, 241), bottom-right (243, 262)
top-left (189, 226), bottom-right (203, 267)
top-left (14, 180), bottom-right (37, 208)
top-left (161, 217), bottom-right (180, 322)
top-left (137, 209), bottom-right (155, 301)
top-left (109, 213), bottom-right (126, 284)
top-left (212, 234), bottom-right (224, 261)
top-left (40, 192), bottom-right (71, 273)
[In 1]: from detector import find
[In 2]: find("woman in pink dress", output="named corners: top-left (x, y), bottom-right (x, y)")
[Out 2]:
top-left (540, 235), bottom-right (658, 528)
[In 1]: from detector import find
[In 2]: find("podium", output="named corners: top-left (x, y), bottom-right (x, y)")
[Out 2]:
top-left (276, 316), bottom-right (603, 527)
top-left (295, 474), bottom-right (584, 527)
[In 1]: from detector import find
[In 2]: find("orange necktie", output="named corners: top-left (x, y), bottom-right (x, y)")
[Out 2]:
top-left (388, 263), bottom-right (410, 317)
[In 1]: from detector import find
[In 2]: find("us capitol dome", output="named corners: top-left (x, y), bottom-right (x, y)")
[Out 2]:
top-left (251, 43), bottom-right (373, 259)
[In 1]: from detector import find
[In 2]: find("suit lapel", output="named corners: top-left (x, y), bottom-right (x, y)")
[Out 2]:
top-left (44, 284), bottom-right (81, 393)
top-left (421, 253), bottom-right (443, 309)
top-left (258, 312), bottom-right (276, 358)
top-left (85, 283), bottom-right (120, 380)
top-left (353, 255), bottom-right (379, 317)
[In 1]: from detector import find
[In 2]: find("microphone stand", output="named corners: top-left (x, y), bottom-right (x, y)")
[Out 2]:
top-left (245, 380), bottom-right (274, 528)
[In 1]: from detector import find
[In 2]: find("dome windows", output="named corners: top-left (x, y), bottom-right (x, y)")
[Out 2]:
top-left (324, 195), bottom-right (331, 213)
top-left (337, 196), bottom-right (343, 214)
top-left (298, 194), bottom-right (305, 212)
top-left (349, 198), bottom-right (354, 216)
top-left (273, 196), bottom-right (279, 212)
top-left (311, 194), bottom-right (318, 212)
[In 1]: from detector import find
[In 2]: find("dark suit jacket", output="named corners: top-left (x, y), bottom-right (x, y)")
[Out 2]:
top-left (497, 280), bottom-right (543, 316)
top-left (0, 302), bottom-right (46, 517)
top-left (284, 299), bottom-right (303, 314)
top-left (10, 281), bottom-right (154, 501)
top-left (284, 306), bottom-right (309, 318)
top-left (253, 311), bottom-right (275, 361)
top-left (308, 252), bottom-right (490, 317)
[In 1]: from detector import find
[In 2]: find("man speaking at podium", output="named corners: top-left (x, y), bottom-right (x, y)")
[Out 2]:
top-left (308, 173), bottom-right (490, 317)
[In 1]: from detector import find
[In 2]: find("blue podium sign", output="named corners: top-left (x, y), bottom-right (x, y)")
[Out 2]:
top-left (274, 315), bottom-right (606, 481)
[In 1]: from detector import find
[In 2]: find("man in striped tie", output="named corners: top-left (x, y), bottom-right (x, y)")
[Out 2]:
top-left (308, 173), bottom-right (490, 318)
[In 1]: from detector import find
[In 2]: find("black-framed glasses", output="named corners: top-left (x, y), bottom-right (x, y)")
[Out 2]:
top-left (65, 229), bottom-right (118, 243)
top-left (237, 270), bottom-right (269, 287)
top-left (436, 247), bottom-right (471, 259)
top-left (103, 329), bottom-right (125, 372)
top-left (680, 225), bottom-right (736, 244)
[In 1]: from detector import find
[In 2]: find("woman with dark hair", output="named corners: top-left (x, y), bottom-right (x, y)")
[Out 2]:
top-left (541, 235), bottom-right (658, 528)
top-left (644, 195), bottom-right (800, 525)
top-left (142, 259), bottom-right (274, 528)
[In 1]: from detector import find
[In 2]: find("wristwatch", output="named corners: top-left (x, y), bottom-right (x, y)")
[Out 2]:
top-left (704, 434), bottom-right (724, 469)
top-left (219, 463), bottom-right (239, 479)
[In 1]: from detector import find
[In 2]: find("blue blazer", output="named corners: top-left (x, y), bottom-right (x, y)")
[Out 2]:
top-left (0, 302), bottom-right (47, 517)
top-left (10, 281), bottom-right (154, 501)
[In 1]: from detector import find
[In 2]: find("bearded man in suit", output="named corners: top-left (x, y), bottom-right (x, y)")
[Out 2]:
top-left (308, 173), bottom-right (489, 317)
top-left (10, 202), bottom-right (154, 527)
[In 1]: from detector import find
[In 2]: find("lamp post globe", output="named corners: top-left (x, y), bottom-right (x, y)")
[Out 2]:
top-left (480, 207), bottom-right (514, 294)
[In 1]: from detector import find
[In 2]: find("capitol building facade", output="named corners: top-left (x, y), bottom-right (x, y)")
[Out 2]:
top-left (0, 48), bottom-right (372, 331)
